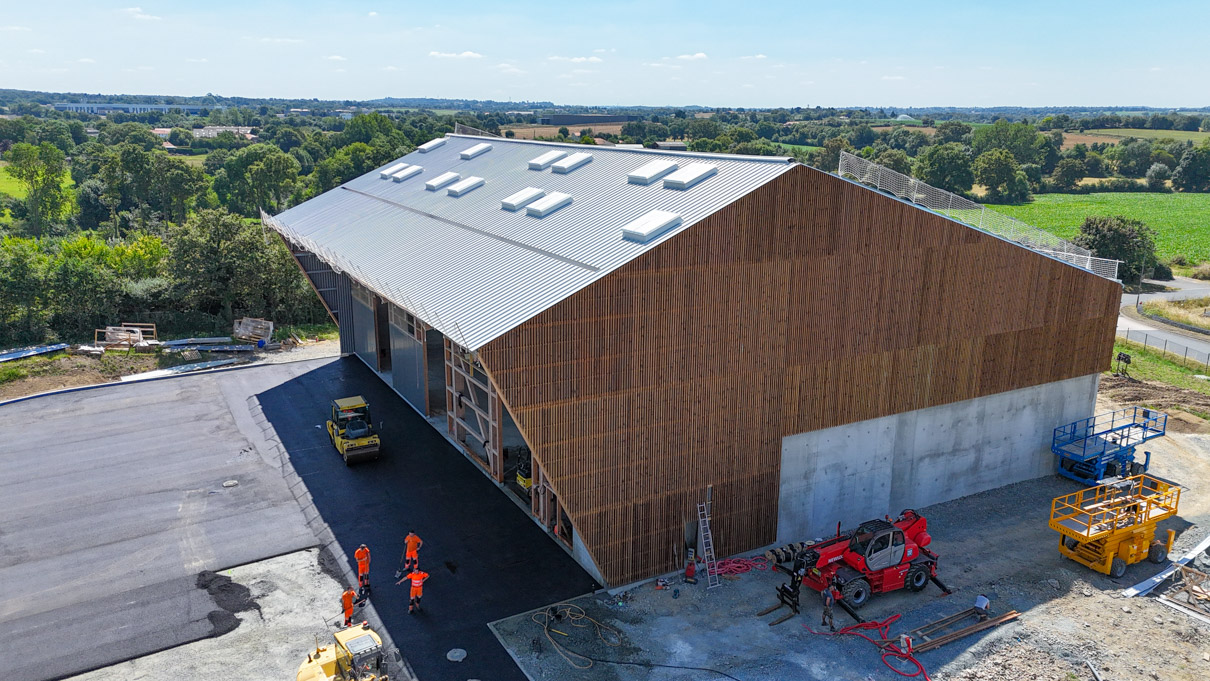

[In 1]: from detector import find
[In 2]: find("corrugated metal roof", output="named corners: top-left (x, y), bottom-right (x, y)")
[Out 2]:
top-left (269, 135), bottom-right (794, 350)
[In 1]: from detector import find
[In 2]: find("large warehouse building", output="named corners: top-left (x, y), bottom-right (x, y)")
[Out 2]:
top-left (264, 134), bottom-right (1121, 586)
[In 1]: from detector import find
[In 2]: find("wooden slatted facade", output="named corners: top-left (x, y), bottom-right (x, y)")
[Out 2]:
top-left (479, 164), bottom-right (1120, 585)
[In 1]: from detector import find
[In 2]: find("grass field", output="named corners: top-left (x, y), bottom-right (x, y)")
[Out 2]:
top-left (1111, 339), bottom-right (1210, 399)
top-left (1141, 297), bottom-right (1210, 332)
top-left (989, 192), bottom-right (1210, 263)
top-left (774, 142), bottom-right (823, 153)
top-left (1085, 128), bottom-right (1210, 144)
top-left (0, 160), bottom-right (23, 198)
top-left (180, 153), bottom-right (209, 168)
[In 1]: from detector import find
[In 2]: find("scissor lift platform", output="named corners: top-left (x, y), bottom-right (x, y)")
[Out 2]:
top-left (1049, 474), bottom-right (1179, 577)
top-left (1053, 407), bottom-right (1167, 485)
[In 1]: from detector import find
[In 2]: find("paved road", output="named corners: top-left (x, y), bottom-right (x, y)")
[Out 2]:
top-left (1115, 276), bottom-right (1210, 366)
top-left (257, 357), bottom-right (598, 681)
top-left (0, 363), bottom-right (322, 681)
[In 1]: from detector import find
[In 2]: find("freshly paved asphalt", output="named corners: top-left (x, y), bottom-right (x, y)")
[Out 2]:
top-left (0, 363), bottom-right (321, 681)
top-left (257, 357), bottom-right (599, 681)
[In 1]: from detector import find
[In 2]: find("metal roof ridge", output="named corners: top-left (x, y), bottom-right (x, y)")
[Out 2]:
top-left (444, 134), bottom-right (795, 164)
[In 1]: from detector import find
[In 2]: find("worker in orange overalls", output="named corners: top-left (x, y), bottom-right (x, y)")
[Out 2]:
top-left (355, 544), bottom-right (371, 592)
top-left (341, 586), bottom-right (358, 626)
top-left (397, 568), bottom-right (430, 614)
top-left (401, 531), bottom-right (423, 572)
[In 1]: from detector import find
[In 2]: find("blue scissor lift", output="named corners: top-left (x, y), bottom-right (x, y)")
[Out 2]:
top-left (1053, 407), bottom-right (1168, 485)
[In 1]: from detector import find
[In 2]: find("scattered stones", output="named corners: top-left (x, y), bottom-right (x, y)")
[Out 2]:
top-left (446, 648), bottom-right (467, 662)
top-left (1046, 579), bottom-right (1060, 590)
top-left (1122, 605), bottom-right (1132, 613)
top-left (1083, 588), bottom-right (1093, 597)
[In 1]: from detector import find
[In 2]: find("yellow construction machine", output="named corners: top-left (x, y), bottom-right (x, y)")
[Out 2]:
top-left (297, 622), bottom-right (389, 681)
top-left (327, 396), bottom-right (381, 465)
top-left (1049, 474), bottom-right (1179, 578)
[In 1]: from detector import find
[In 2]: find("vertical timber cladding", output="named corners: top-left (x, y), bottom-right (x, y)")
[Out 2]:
top-left (350, 282), bottom-right (376, 369)
top-left (480, 164), bottom-right (1122, 585)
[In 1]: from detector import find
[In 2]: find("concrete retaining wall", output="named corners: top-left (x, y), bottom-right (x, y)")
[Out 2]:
top-left (776, 373), bottom-right (1100, 543)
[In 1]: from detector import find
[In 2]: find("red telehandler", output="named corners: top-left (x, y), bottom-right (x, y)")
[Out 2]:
top-left (759, 509), bottom-right (952, 625)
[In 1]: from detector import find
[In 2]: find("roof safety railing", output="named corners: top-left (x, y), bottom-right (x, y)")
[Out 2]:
top-left (838, 152), bottom-right (1120, 281)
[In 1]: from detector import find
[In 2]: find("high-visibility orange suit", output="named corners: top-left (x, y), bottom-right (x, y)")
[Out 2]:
top-left (403, 532), bottom-right (423, 571)
top-left (407, 569), bottom-right (429, 614)
top-left (341, 587), bottom-right (357, 626)
top-left (355, 544), bottom-right (371, 588)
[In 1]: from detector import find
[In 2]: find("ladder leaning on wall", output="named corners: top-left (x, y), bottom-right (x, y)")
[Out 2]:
top-left (697, 502), bottom-right (721, 589)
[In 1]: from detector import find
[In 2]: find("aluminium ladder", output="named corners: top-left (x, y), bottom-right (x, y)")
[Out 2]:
top-left (697, 502), bottom-right (721, 589)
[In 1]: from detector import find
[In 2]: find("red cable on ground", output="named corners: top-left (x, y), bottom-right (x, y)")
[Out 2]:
top-left (707, 557), bottom-right (770, 575)
top-left (804, 614), bottom-right (931, 680)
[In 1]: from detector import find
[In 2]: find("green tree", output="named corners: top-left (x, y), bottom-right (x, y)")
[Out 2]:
top-left (1073, 216), bottom-right (1156, 284)
top-left (874, 149), bottom-right (912, 175)
top-left (1110, 139), bottom-right (1153, 178)
top-left (973, 149), bottom-right (1021, 200)
top-left (914, 143), bottom-right (973, 193)
top-left (688, 118), bottom-right (722, 140)
top-left (1051, 158), bottom-right (1085, 191)
top-left (213, 144), bottom-right (301, 215)
top-left (849, 124), bottom-right (876, 148)
top-left (730, 127), bottom-right (757, 144)
top-left (971, 120), bottom-right (1042, 165)
top-left (557, 126), bottom-right (570, 138)
top-left (168, 127), bottom-right (194, 147)
top-left (1171, 142), bottom-right (1210, 192)
top-left (169, 209), bottom-right (271, 323)
top-left (815, 136), bottom-right (853, 172)
top-left (35, 120), bottom-right (75, 155)
top-left (1145, 163), bottom-right (1171, 191)
top-left (6, 142), bottom-right (69, 237)
top-left (0, 236), bottom-right (50, 344)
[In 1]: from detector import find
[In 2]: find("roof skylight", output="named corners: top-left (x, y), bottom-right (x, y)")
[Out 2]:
top-left (501, 187), bottom-right (546, 211)
top-left (663, 163), bottom-right (718, 190)
top-left (528, 150), bottom-right (568, 170)
top-left (418, 138), bottom-right (446, 153)
top-left (621, 210), bottom-right (683, 243)
top-left (391, 165), bottom-right (423, 182)
top-left (379, 162), bottom-right (408, 179)
top-left (447, 176), bottom-right (485, 197)
top-left (551, 152), bottom-right (592, 174)
top-left (628, 159), bottom-right (679, 185)
top-left (425, 171), bottom-right (461, 191)
top-left (460, 142), bottom-right (492, 159)
top-left (526, 192), bottom-right (572, 217)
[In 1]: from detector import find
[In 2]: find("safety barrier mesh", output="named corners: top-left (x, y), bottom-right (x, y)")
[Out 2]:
top-left (838, 152), bottom-right (1120, 280)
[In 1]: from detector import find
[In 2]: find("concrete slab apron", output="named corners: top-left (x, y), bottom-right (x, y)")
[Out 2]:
top-left (777, 374), bottom-right (1100, 543)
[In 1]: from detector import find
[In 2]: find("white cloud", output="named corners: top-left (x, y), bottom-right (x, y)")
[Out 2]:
top-left (1, 25), bottom-right (32, 31)
top-left (368, 11), bottom-right (378, 17)
top-left (186, 57), bottom-right (207, 63)
top-left (77, 57), bottom-right (96, 63)
top-left (122, 7), bottom-right (161, 21)
top-left (494, 63), bottom-right (525, 75)
top-left (1149, 66), bottom-right (1163, 72)
top-left (326, 55), bottom-right (347, 61)
top-left (644, 62), bottom-right (681, 69)
top-left (742, 83), bottom-right (754, 88)
top-left (772, 63), bottom-right (787, 69)
top-left (740, 54), bottom-right (766, 60)
top-left (571, 68), bottom-right (593, 75)
top-left (676, 52), bottom-right (708, 60)
top-left (800, 80), bottom-right (816, 85)
top-left (881, 75), bottom-right (906, 81)
top-left (548, 56), bottom-right (602, 63)
top-left (331, 68), bottom-right (346, 73)
top-left (593, 48), bottom-right (607, 53)
top-left (381, 65), bottom-right (399, 71)
top-left (430, 51), bottom-right (482, 59)
top-left (259, 37), bottom-right (304, 44)
top-left (28, 48), bottom-right (45, 54)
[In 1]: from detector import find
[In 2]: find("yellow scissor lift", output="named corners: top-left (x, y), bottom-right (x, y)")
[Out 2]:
top-left (1049, 474), bottom-right (1180, 578)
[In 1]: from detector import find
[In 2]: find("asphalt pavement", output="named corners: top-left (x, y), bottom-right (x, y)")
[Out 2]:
top-left (0, 363), bottom-right (322, 681)
top-left (257, 356), bottom-right (599, 681)
top-left (1118, 276), bottom-right (1210, 363)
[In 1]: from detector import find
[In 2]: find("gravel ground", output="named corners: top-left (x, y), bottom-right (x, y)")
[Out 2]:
top-left (254, 339), bottom-right (340, 364)
top-left (491, 392), bottom-right (1210, 681)
top-left (68, 549), bottom-right (358, 681)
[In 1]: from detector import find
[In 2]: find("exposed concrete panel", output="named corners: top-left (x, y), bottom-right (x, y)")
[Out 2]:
top-left (777, 373), bottom-right (1100, 543)
top-left (571, 528), bottom-right (608, 586)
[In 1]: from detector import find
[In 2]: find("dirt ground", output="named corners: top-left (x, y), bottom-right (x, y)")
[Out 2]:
top-left (67, 549), bottom-right (375, 681)
top-left (491, 388), bottom-right (1210, 681)
top-left (0, 340), bottom-right (339, 401)
top-left (1063, 132), bottom-right (1122, 150)
top-left (1101, 374), bottom-right (1210, 433)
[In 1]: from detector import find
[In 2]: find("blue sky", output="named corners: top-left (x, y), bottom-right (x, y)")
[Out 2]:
top-left (1, 1), bottom-right (1206, 107)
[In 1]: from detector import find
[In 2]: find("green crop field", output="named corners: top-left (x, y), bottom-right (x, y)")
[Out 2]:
top-left (988, 192), bottom-right (1210, 263)
top-left (1085, 128), bottom-right (1210, 143)
top-left (0, 161), bottom-right (23, 198)
top-left (775, 142), bottom-right (822, 152)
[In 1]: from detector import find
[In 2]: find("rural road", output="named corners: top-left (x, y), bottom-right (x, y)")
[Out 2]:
top-left (1117, 276), bottom-right (1210, 365)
